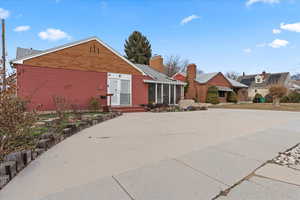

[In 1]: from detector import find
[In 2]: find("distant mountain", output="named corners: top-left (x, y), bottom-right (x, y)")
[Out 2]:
top-left (291, 73), bottom-right (300, 80)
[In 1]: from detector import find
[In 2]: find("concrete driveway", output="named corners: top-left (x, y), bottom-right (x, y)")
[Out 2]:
top-left (1, 109), bottom-right (300, 200)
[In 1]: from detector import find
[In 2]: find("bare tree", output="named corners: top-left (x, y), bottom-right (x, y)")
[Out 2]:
top-left (225, 71), bottom-right (240, 80)
top-left (164, 55), bottom-right (189, 77)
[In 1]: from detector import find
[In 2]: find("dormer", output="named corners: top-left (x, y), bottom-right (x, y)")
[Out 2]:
top-left (255, 75), bottom-right (263, 84)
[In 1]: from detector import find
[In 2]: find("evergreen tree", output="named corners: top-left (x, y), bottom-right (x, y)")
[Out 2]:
top-left (124, 31), bottom-right (152, 65)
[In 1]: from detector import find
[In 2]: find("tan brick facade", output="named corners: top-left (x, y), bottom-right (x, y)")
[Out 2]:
top-left (23, 40), bottom-right (143, 75)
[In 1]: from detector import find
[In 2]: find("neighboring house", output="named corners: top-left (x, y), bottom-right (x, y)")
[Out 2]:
top-left (172, 64), bottom-right (248, 103)
top-left (237, 71), bottom-right (292, 99)
top-left (11, 37), bottom-right (185, 111)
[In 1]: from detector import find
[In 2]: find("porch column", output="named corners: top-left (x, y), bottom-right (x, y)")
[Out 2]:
top-left (181, 85), bottom-right (184, 100)
top-left (155, 83), bottom-right (158, 104)
top-left (161, 84), bottom-right (163, 104)
top-left (169, 84), bottom-right (171, 104)
top-left (174, 84), bottom-right (176, 105)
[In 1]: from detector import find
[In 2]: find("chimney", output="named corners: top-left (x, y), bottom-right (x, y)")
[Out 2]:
top-left (262, 71), bottom-right (266, 79)
top-left (149, 55), bottom-right (164, 73)
top-left (185, 64), bottom-right (197, 100)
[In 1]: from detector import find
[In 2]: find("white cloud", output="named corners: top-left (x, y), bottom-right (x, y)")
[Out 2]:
top-left (14, 25), bottom-right (30, 32)
top-left (243, 48), bottom-right (252, 53)
top-left (269, 39), bottom-right (289, 48)
top-left (246, 0), bottom-right (280, 6)
top-left (38, 28), bottom-right (71, 41)
top-left (280, 22), bottom-right (300, 33)
top-left (0, 8), bottom-right (10, 19)
top-left (256, 43), bottom-right (267, 47)
top-left (272, 29), bottom-right (281, 34)
top-left (180, 15), bottom-right (200, 25)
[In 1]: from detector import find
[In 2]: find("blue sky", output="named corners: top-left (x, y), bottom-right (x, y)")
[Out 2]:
top-left (1, 0), bottom-right (300, 75)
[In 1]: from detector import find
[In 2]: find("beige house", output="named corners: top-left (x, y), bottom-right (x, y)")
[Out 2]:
top-left (237, 71), bottom-right (291, 99)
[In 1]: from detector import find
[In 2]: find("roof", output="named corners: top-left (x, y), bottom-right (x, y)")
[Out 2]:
top-left (11, 36), bottom-right (146, 75)
top-left (176, 72), bottom-right (248, 88)
top-left (135, 64), bottom-right (185, 85)
top-left (16, 47), bottom-right (43, 59)
top-left (237, 72), bottom-right (290, 88)
top-left (216, 86), bottom-right (233, 92)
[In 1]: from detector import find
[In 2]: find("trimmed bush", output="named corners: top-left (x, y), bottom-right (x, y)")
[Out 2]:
top-left (288, 91), bottom-right (300, 103)
top-left (227, 91), bottom-right (238, 103)
top-left (89, 97), bottom-right (100, 111)
top-left (206, 86), bottom-right (220, 104)
top-left (264, 93), bottom-right (273, 103)
top-left (280, 96), bottom-right (289, 103)
top-left (253, 93), bottom-right (263, 103)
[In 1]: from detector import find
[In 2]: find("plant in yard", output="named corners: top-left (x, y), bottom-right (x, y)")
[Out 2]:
top-left (227, 91), bottom-right (238, 103)
top-left (280, 96), bottom-right (290, 103)
top-left (287, 91), bottom-right (300, 103)
top-left (52, 96), bottom-right (70, 133)
top-left (264, 93), bottom-right (273, 103)
top-left (206, 86), bottom-right (219, 104)
top-left (89, 97), bottom-right (100, 111)
top-left (253, 93), bottom-right (263, 103)
top-left (269, 85), bottom-right (288, 106)
top-left (124, 31), bottom-right (152, 65)
top-left (0, 91), bottom-right (38, 159)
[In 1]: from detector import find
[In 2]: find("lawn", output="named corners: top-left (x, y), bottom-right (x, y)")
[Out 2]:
top-left (209, 103), bottom-right (300, 112)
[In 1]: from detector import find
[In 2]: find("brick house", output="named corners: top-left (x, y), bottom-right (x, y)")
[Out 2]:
top-left (11, 37), bottom-right (185, 111)
top-left (172, 64), bottom-right (248, 103)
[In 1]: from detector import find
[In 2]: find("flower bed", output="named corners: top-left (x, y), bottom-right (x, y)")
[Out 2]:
top-left (0, 111), bottom-right (122, 190)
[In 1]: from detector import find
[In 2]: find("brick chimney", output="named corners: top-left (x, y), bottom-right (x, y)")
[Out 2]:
top-left (262, 71), bottom-right (267, 80)
top-left (149, 55), bottom-right (164, 73)
top-left (185, 64), bottom-right (197, 100)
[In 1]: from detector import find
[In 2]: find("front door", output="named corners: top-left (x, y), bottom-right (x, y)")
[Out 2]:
top-left (107, 73), bottom-right (132, 106)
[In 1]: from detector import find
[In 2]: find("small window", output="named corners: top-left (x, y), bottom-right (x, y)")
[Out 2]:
top-left (218, 91), bottom-right (226, 97)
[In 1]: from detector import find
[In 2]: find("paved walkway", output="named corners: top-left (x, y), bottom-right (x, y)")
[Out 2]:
top-left (1, 109), bottom-right (300, 200)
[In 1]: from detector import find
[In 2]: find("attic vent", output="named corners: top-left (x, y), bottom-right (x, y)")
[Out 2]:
top-left (90, 45), bottom-right (100, 55)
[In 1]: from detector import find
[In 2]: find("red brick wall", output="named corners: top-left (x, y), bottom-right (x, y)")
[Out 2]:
top-left (17, 65), bottom-right (148, 110)
top-left (132, 75), bottom-right (149, 105)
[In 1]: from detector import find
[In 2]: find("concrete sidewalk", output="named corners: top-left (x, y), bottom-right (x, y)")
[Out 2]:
top-left (1, 109), bottom-right (300, 200)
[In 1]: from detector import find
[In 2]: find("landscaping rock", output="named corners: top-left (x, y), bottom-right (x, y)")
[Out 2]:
top-left (273, 144), bottom-right (300, 166)
top-left (1, 161), bottom-right (17, 179)
top-left (0, 175), bottom-right (9, 189)
top-left (35, 148), bottom-right (45, 155)
top-left (5, 152), bottom-right (24, 171)
top-left (62, 128), bottom-right (72, 137)
top-left (92, 120), bottom-right (98, 125)
top-left (31, 151), bottom-right (38, 160)
top-left (40, 132), bottom-right (55, 140)
top-left (37, 139), bottom-right (51, 149)
top-left (21, 150), bottom-right (32, 165)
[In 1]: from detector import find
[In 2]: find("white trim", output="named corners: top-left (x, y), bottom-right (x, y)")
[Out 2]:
top-left (143, 79), bottom-right (186, 85)
top-left (12, 36), bottom-right (146, 76)
top-left (168, 84), bottom-right (171, 104)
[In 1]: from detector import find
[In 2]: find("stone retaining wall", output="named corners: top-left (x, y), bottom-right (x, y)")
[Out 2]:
top-left (0, 112), bottom-right (122, 190)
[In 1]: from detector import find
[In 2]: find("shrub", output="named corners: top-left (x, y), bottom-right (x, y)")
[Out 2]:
top-left (206, 86), bottom-right (220, 104)
top-left (227, 91), bottom-right (238, 103)
top-left (0, 93), bottom-right (38, 156)
top-left (52, 96), bottom-right (69, 121)
top-left (253, 93), bottom-right (263, 103)
top-left (280, 96), bottom-right (289, 103)
top-left (269, 85), bottom-right (287, 106)
top-left (264, 94), bottom-right (273, 103)
top-left (288, 91), bottom-right (300, 103)
top-left (89, 97), bottom-right (100, 111)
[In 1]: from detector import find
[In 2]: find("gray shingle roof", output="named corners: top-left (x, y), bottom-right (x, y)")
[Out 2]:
top-left (178, 72), bottom-right (247, 88)
top-left (16, 47), bottom-right (43, 59)
top-left (237, 72), bottom-right (290, 88)
top-left (135, 64), bottom-right (185, 85)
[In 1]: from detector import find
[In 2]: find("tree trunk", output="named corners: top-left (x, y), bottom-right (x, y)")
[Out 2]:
top-left (273, 97), bottom-right (280, 107)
